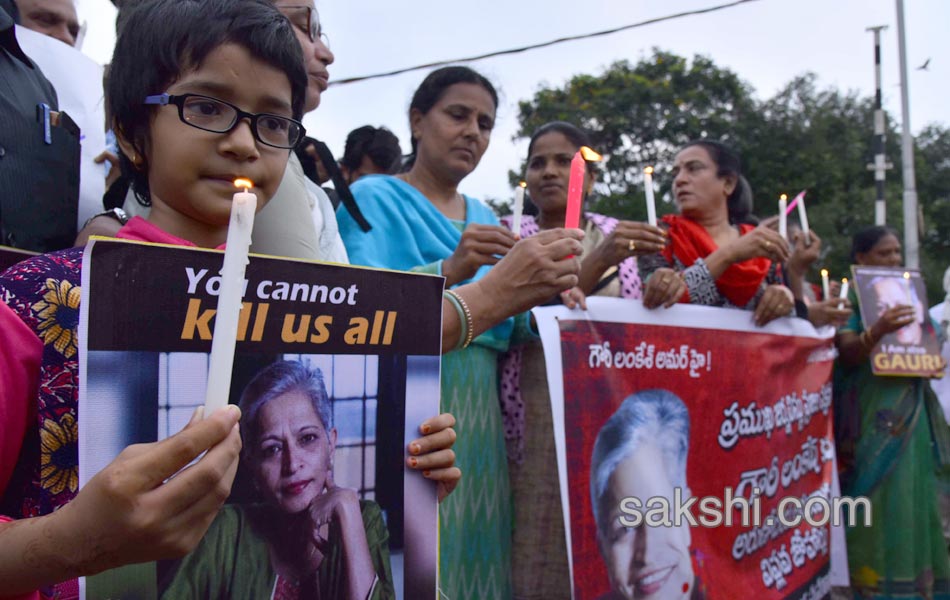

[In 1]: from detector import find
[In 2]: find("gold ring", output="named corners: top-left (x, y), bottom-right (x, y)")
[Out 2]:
top-left (628, 239), bottom-right (636, 252)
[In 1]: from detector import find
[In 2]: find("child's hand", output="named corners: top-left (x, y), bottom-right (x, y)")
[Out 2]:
top-left (406, 413), bottom-right (459, 503)
top-left (57, 405), bottom-right (242, 574)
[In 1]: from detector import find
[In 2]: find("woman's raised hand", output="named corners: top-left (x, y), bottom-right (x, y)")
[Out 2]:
top-left (594, 221), bottom-right (668, 266)
top-left (872, 304), bottom-right (919, 337)
top-left (642, 268), bottom-right (687, 309)
top-left (788, 229), bottom-right (822, 276)
top-left (726, 223), bottom-right (791, 265)
top-left (442, 224), bottom-right (517, 287)
top-left (406, 413), bottom-right (460, 502)
top-left (306, 472), bottom-right (362, 553)
top-left (305, 473), bottom-right (375, 599)
top-left (58, 406), bottom-right (241, 573)
top-left (475, 227), bottom-right (584, 315)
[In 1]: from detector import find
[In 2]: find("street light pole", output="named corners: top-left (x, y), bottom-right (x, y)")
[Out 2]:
top-left (866, 25), bottom-right (890, 225)
top-left (895, 0), bottom-right (919, 268)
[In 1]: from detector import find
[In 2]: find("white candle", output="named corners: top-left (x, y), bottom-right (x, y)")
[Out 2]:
top-left (821, 269), bottom-right (830, 300)
top-left (205, 178), bottom-right (257, 415)
top-left (644, 166), bottom-right (657, 227)
top-left (511, 181), bottom-right (526, 236)
top-left (838, 278), bottom-right (849, 310)
top-left (778, 194), bottom-right (788, 241)
top-left (796, 193), bottom-right (811, 244)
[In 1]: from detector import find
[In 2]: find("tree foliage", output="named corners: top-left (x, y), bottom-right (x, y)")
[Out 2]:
top-left (511, 49), bottom-right (950, 301)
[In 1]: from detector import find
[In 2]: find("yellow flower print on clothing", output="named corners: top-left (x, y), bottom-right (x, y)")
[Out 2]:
top-left (32, 278), bottom-right (81, 358)
top-left (40, 413), bottom-right (78, 495)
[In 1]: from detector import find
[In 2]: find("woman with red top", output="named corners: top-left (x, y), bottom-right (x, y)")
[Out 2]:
top-left (638, 140), bottom-right (795, 326)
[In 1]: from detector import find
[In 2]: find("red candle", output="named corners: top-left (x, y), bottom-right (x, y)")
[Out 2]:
top-left (565, 150), bottom-right (585, 229)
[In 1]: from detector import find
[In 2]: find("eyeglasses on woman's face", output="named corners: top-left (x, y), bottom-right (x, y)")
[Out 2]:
top-left (277, 5), bottom-right (330, 48)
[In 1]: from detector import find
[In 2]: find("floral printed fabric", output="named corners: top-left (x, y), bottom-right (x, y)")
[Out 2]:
top-left (496, 213), bottom-right (642, 464)
top-left (0, 248), bottom-right (83, 526)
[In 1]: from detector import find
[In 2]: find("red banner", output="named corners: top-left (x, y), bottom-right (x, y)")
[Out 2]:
top-left (537, 300), bottom-right (837, 600)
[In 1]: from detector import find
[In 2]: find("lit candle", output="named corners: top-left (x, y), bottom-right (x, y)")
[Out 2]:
top-left (205, 178), bottom-right (258, 415)
top-left (644, 166), bottom-right (657, 227)
top-left (511, 181), bottom-right (526, 236)
top-left (778, 194), bottom-right (788, 241)
top-left (796, 192), bottom-right (811, 244)
top-left (838, 277), bottom-right (849, 310)
top-left (821, 269), bottom-right (830, 300)
top-left (565, 151), bottom-right (585, 229)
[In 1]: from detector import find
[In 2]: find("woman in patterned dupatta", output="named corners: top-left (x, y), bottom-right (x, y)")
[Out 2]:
top-left (834, 225), bottom-right (950, 600)
top-left (636, 140), bottom-right (795, 326)
top-left (498, 121), bottom-right (666, 599)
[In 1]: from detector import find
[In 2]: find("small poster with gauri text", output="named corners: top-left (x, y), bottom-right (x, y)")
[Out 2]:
top-left (852, 266), bottom-right (942, 377)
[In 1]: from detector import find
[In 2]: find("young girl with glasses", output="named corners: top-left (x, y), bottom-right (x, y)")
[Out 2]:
top-left (0, 1), bottom-right (457, 597)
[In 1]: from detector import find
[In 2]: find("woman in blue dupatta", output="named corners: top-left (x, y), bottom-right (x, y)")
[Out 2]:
top-left (834, 225), bottom-right (950, 599)
top-left (338, 65), bottom-right (529, 599)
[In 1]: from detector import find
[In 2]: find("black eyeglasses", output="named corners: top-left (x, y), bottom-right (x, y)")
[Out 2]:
top-left (143, 93), bottom-right (305, 149)
top-left (278, 5), bottom-right (330, 48)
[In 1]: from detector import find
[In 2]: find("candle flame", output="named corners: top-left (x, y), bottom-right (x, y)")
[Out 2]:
top-left (519, 181), bottom-right (527, 188)
top-left (780, 194), bottom-right (788, 201)
top-left (903, 271), bottom-right (911, 280)
top-left (842, 277), bottom-right (848, 284)
top-left (820, 269), bottom-right (828, 277)
top-left (644, 166), bottom-right (654, 175)
top-left (579, 146), bottom-right (603, 161)
top-left (233, 178), bottom-right (254, 190)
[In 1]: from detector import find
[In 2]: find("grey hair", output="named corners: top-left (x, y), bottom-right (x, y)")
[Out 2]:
top-left (590, 389), bottom-right (690, 535)
top-left (239, 360), bottom-right (333, 452)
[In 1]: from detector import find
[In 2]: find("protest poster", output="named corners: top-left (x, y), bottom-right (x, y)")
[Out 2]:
top-left (851, 266), bottom-right (943, 377)
top-left (0, 244), bottom-right (38, 272)
top-left (535, 298), bottom-right (841, 600)
top-left (77, 238), bottom-right (443, 600)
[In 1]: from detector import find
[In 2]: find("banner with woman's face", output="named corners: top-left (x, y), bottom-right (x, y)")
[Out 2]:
top-left (77, 239), bottom-right (443, 599)
top-left (535, 298), bottom-right (840, 600)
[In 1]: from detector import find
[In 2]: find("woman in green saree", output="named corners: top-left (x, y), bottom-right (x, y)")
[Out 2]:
top-left (834, 225), bottom-right (950, 599)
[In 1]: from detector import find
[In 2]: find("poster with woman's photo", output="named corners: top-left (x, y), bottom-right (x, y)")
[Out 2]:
top-left (852, 266), bottom-right (942, 377)
top-left (77, 238), bottom-right (444, 600)
top-left (535, 298), bottom-right (841, 600)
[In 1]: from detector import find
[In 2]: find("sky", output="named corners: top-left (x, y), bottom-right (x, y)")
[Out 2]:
top-left (75, 0), bottom-right (949, 204)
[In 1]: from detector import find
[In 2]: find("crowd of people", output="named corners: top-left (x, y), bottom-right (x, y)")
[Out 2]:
top-left (1, 0), bottom-right (949, 599)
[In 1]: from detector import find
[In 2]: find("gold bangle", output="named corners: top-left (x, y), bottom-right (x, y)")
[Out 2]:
top-left (445, 289), bottom-right (474, 350)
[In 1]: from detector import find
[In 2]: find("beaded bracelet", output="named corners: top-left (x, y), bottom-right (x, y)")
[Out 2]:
top-left (444, 289), bottom-right (474, 350)
top-left (442, 290), bottom-right (467, 351)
